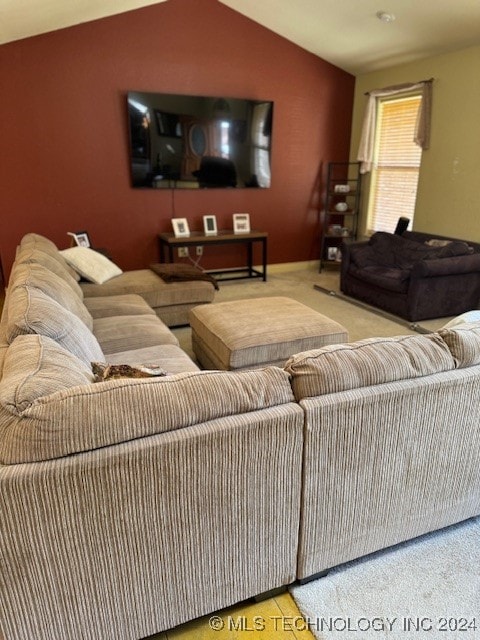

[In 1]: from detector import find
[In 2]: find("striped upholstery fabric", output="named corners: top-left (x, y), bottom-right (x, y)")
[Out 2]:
top-left (15, 246), bottom-right (84, 298)
top-left (5, 285), bottom-right (104, 366)
top-left (438, 321), bottom-right (480, 368)
top-left (285, 334), bottom-right (455, 400)
top-left (0, 334), bottom-right (93, 412)
top-left (0, 404), bottom-right (303, 640)
top-left (105, 343), bottom-right (200, 374)
top-left (93, 314), bottom-right (178, 354)
top-left (297, 367), bottom-right (480, 578)
top-left (189, 297), bottom-right (348, 370)
top-left (81, 269), bottom-right (216, 308)
top-left (83, 293), bottom-right (156, 318)
top-left (8, 262), bottom-right (93, 329)
top-left (19, 232), bottom-right (81, 282)
top-left (0, 366), bottom-right (295, 463)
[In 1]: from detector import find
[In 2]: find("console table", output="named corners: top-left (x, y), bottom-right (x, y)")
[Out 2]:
top-left (158, 230), bottom-right (268, 281)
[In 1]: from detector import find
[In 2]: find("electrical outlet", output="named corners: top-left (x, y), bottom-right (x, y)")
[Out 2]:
top-left (178, 247), bottom-right (188, 258)
top-left (196, 245), bottom-right (203, 256)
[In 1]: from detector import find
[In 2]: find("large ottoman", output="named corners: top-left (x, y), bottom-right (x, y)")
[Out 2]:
top-left (189, 296), bottom-right (348, 370)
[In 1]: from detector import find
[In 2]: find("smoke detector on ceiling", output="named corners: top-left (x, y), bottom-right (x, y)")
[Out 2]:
top-left (376, 11), bottom-right (396, 23)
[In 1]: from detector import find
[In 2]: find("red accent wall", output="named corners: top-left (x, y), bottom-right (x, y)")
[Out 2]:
top-left (0, 0), bottom-right (354, 276)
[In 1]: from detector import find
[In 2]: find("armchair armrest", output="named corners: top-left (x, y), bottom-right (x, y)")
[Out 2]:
top-left (340, 240), bottom-right (369, 280)
top-left (411, 253), bottom-right (480, 278)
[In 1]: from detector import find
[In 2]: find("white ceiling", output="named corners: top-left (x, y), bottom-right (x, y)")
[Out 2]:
top-left (1, 0), bottom-right (480, 74)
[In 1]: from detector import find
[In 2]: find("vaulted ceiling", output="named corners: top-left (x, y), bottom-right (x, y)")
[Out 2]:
top-left (1, 0), bottom-right (480, 74)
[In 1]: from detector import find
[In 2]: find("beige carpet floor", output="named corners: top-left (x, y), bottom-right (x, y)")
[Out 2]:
top-left (172, 264), bottom-right (454, 363)
top-left (290, 516), bottom-right (480, 640)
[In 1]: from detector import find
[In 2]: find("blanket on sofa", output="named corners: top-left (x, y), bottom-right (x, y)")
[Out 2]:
top-left (150, 263), bottom-right (219, 290)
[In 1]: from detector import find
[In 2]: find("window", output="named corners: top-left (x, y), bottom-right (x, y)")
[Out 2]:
top-left (367, 95), bottom-right (423, 234)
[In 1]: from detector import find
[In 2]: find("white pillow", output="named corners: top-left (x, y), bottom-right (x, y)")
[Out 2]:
top-left (60, 247), bottom-right (122, 285)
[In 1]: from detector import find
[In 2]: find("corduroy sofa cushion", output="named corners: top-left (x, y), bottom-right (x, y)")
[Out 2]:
top-left (93, 315), bottom-right (179, 354)
top-left (15, 246), bottom-right (84, 298)
top-left (5, 285), bottom-right (104, 366)
top-left (19, 233), bottom-right (81, 282)
top-left (0, 366), bottom-right (295, 464)
top-left (285, 333), bottom-right (455, 400)
top-left (8, 262), bottom-right (93, 330)
top-left (0, 335), bottom-right (94, 412)
top-left (83, 294), bottom-right (156, 319)
top-left (438, 321), bottom-right (480, 368)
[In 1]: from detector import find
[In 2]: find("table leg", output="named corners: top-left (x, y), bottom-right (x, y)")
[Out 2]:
top-left (247, 241), bottom-right (253, 277)
top-left (262, 238), bottom-right (267, 281)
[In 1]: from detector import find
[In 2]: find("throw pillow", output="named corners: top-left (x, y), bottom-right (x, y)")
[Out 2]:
top-left (60, 247), bottom-right (122, 284)
top-left (92, 362), bottom-right (168, 381)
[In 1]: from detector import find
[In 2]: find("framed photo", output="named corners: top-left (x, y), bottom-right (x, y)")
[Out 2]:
top-left (203, 215), bottom-right (217, 236)
top-left (233, 213), bottom-right (251, 234)
top-left (327, 247), bottom-right (338, 261)
top-left (68, 231), bottom-right (91, 248)
top-left (172, 218), bottom-right (190, 238)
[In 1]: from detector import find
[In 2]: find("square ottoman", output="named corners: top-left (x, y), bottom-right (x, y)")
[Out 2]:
top-left (189, 296), bottom-right (348, 370)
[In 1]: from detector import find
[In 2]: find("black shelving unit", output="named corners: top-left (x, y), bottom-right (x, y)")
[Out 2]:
top-left (320, 162), bottom-right (362, 272)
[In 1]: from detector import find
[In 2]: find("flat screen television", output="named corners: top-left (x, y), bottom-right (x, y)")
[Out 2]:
top-left (127, 91), bottom-right (274, 189)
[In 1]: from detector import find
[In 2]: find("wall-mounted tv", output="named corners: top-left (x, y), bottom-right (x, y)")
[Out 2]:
top-left (127, 91), bottom-right (273, 189)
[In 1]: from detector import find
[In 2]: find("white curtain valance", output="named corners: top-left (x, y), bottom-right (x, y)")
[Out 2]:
top-left (357, 79), bottom-right (433, 174)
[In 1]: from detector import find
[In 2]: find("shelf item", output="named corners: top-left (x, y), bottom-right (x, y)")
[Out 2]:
top-left (320, 162), bottom-right (362, 272)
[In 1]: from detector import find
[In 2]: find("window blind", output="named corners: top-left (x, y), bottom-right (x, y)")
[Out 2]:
top-left (368, 95), bottom-right (422, 233)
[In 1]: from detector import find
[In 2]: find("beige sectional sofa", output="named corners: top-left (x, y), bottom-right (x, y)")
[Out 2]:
top-left (1, 233), bottom-right (480, 640)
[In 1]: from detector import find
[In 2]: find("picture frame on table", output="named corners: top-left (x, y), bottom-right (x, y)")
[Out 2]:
top-left (67, 231), bottom-right (91, 248)
top-left (203, 215), bottom-right (218, 236)
top-left (172, 218), bottom-right (190, 238)
top-left (233, 213), bottom-right (251, 234)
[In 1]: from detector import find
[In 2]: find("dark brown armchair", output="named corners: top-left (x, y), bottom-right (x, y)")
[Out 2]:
top-left (340, 231), bottom-right (480, 321)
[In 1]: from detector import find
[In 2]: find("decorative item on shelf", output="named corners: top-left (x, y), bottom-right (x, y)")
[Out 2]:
top-left (233, 213), bottom-right (251, 234)
top-left (334, 184), bottom-right (350, 193)
top-left (171, 218), bottom-right (190, 238)
top-left (327, 247), bottom-right (338, 261)
top-left (203, 214), bottom-right (218, 236)
top-left (341, 227), bottom-right (350, 237)
top-left (67, 231), bottom-right (91, 248)
top-left (335, 202), bottom-right (348, 212)
top-left (328, 224), bottom-right (342, 236)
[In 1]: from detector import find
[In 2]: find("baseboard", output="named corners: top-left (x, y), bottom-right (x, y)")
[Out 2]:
top-left (266, 260), bottom-right (320, 274)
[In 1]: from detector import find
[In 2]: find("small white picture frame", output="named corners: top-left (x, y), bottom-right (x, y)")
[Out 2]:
top-left (233, 213), bottom-right (250, 234)
top-left (327, 247), bottom-right (338, 261)
top-left (203, 215), bottom-right (217, 236)
top-left (172, 218), bottom-right (190, 238)
top-left (67, 231), bottom-right (91, 248)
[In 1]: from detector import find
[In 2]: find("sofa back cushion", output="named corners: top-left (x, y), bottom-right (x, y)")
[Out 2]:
top-left (285, 333), bottom-right (455, 400)
top-left (18, 233), bottom-right (81, 282)
top-left (0, 335), bottom-right (94, 412)
top-left (438, 322), bottom-right (480, 368)
top-left (0, 365), bottom-right (295, 464)
top-left (5, 285), bottom-right (104, 365)
top-left (8, 263), bottom-right (93, 329)
top-left (15, 246), bottom-right (83, 298)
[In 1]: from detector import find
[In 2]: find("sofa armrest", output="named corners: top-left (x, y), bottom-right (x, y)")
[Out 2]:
top-left (411, 253), bottom-right (480, 278)
top-left (340, 240), bottom-right (369, 279)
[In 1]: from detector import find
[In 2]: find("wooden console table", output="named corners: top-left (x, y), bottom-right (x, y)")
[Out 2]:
top-left (158, 230), bottom-right (268, 281)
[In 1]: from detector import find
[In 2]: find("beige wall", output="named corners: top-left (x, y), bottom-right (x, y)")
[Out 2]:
top-left (351, 44), bottom-right (480, 241)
